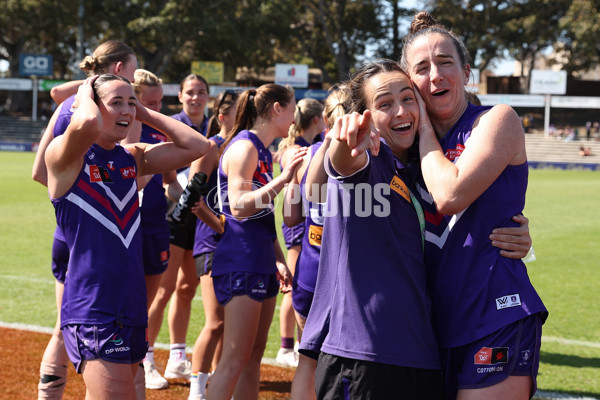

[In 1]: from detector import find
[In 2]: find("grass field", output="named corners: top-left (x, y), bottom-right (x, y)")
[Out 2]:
top-left (0, 151), bottom-right (598, 397)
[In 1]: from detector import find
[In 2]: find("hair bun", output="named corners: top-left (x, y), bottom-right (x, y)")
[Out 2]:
top-left (410, 11), bottom-right (439, 34)
top-left (79, 56), bottom-right (97, 71)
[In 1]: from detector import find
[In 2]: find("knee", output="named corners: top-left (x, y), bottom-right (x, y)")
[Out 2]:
top-left (206, 319), bottom-right (224, 336)
top-left (175, 281), bottom-right (198, 302)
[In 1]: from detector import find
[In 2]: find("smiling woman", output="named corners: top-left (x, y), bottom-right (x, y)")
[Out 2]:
top-left (43, 73), bottom-right (209, 398)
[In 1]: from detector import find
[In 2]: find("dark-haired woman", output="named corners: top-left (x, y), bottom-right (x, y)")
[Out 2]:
top-left (45, 74), bottom-right (209, 399)
top-left (31, 40), bottom-right (138, 399)
top-left (402, 11), bottom-right (547, 399)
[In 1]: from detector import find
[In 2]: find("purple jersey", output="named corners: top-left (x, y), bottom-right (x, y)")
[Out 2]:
top-left (212, 130), bottom-right (277, 276)
top-left (51, 95), bottom-right (77, 243)
top-left (421, 103), bottom-right (547, 349)
top-left (53, 95), bottom-right (76, 138)
top-left (193, 135), bottom-right (226, 256)
top-left (281, 136), bottom-right (312, 248)
top-left (139, 124), bottom-right (169, 232)
top-left (52, 143), bottom-right (146, 327)
top-left (302, 142), bottom-right (440, 369)
top-left (295, 142), bottom-right (325, 293)
top-left (171, 110), bottom-right (208, 136)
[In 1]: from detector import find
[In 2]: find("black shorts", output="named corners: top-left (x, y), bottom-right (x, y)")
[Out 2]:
top-left (315, 352), bottom-right (443, 400)
top-left (168, 218), bottom-right (196, 250)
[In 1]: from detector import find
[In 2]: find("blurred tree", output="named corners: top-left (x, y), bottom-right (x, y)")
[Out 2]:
top-left (501, 0), bottom-right (570, 91)
top-left (424, 0), bottom-right (513, 72)
top-left (292, 0), bottom-right (386, 83)
top-left (556, 0), bottom-right (600, 75)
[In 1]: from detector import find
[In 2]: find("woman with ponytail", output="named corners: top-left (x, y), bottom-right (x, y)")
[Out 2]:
top-left (206, 84), bottom-right (306, 400)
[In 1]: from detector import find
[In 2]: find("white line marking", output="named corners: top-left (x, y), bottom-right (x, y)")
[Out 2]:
top-left (542, 336), bottom-right (600, 349)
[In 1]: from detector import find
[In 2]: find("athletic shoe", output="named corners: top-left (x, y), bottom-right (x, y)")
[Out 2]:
top-left (164, 358), bottom-right (192, 380)
top-left (143, 360), bottom-right (168, 390)
top-left (275, 347), bottom-right (299, 367)
top-left (189, 395), bottom-right (207, 400)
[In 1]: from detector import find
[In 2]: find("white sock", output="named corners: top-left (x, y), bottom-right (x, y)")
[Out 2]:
top-left (169, 343), bottom-right (188, 361)
top-left (198, 372), bottom-right (209, 395)
top-left (144, 347), bottom-right (155, 364)
top-left (189, 373), bottom-right (200, 398)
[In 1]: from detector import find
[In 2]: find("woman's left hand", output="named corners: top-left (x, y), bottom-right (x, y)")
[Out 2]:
top-left (490, 214), bottom-right (532, 259)
top-left (276, 261), bottom-right (292, 294)
top-left (413, 86), bottom-right (436, 139)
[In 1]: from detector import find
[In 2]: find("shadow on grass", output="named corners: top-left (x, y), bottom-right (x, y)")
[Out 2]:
top-left (539, 351), bottom-right (600, 399)
top-left (540, 350), bottom-right (600, 369)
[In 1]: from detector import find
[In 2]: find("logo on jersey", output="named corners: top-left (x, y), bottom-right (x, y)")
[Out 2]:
top-left (445, 144), bottom-right (465, 161)
top-left (259, 160), bottom-right (271, 174)
top-left (496, 293), bottom-right (521, 310)
top-left (308, 224), bottom-right (323, 247)
top-left (474, 347), bottom-right (509, 365)
top-left (107, 161), bottom-right (115, 171)
top-left (390, 175), bottom-right (411, 203)
top-left (89, 165), bottom-right (113, 183)
top-left (160, 250), bottom-right (169, 262)
top-left (150, 133), bottom-right (167, 142)
top-left (120, 166), bottom-right (136, 179)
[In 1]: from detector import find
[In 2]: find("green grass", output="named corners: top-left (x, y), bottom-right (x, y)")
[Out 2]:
top-left (1, 151), bottom-right (599, 396)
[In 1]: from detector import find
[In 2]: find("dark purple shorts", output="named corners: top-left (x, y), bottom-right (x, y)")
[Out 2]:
top-left (142, 229), bottom-right (169, 275)
top-left (62, 323), bottom-right (148, 373)
top-left (292, 280), bottom-right (314, 320)
top-left (212, 272), bottom-right (279, 306)
top-left (51, 236), bottom-right (69, 283)
top-left (441, 313), bottom-right (543, 398)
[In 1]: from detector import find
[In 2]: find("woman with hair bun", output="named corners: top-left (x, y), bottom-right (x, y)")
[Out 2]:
top-left (402, 11), bottom-right (547, 399)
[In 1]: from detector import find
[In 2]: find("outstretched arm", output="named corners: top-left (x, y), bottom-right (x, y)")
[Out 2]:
top-left (224, 141), bottom-right (307, 219)
top-left (50, 80), bottom-right (83, 105)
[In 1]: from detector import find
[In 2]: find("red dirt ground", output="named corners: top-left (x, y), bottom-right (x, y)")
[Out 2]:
top-left (2, 327), bottom-right (295, 399)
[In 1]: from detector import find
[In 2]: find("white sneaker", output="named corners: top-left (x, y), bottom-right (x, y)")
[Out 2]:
top-left (143, 360), bottom-right (168, 390)
top-left (164, 358), bottom-right (192, 380)
top-left (275, 347), bottom-right (299, 367)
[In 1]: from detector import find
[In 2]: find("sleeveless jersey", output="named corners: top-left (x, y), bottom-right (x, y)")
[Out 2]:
top-left (51, 95), bottom-right (77, 242)
top-left (421, 103), bottom-right (547, 349)
top-left (281, 136), bottom-right (312, 248)
top-left (295, 142), bottom-right (325, 293)
top-left (212, 130), bottom-right (277, 276)
top-left (139, 124), bottom-right (169, 232)
top-left (303, 142), bottom-right (440, 369)
top-left (193, 135), bottom-right (226, 256)
top-left (52, 143), bottom-right (146, 327)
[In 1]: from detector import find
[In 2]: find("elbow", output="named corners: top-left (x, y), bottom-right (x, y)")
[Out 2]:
top-left (433, 194), bottom-right (466, 216)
